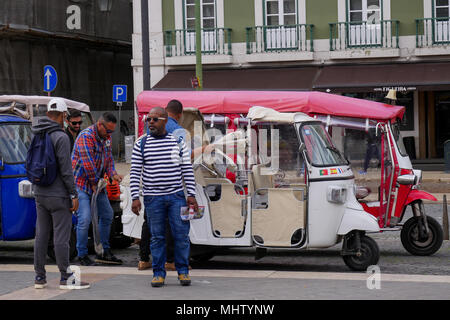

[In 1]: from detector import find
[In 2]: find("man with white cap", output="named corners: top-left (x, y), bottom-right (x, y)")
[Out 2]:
top-left (31, 97), bottom-right (89, 290)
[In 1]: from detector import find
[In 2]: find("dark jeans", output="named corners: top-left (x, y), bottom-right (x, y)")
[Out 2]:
top-left (144, 191), bottom-right (190, 278)
top-left (363, 143), bottom-right (381, 171)
top-left (34, 196), bottom-right (73, 279)
top-left (139, 216), bottom-right (174, 263)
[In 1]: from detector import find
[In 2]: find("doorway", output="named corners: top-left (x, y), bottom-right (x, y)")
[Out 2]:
top-left (435, 91), bottom-right (450, 158)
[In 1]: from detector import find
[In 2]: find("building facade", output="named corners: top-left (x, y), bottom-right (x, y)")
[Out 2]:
top-left (1, 0), bottom-right (135, 153)
top-left (133, 0), bottom-right (450, 161)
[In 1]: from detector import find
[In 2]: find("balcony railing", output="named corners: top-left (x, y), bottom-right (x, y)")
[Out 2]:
top-left (164, 28), bottom-right (232, 57)
top-left (416, 17), bottom-right (450, 47)
top-left (246, 24), bottom-right (314, 54)
top-left (329, 20), bottom-right (399, 51)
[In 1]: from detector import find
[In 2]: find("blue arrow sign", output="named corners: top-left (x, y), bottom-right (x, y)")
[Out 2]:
top-left (113, 85), bottom-right (127, 103)
top-left (43, 65), bottom-right (57, 92)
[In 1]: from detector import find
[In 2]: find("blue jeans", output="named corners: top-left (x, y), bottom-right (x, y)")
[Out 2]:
top-left (76, 188), bottom-right (113, 257)
top-left (363, 143), bottom-right (381, 171)
top-left (144, 191), bottom-right (190, 278)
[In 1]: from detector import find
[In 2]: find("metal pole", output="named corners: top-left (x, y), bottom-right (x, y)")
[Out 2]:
top-left (195, 0), bottom-right (203, 90)
top-left (117, 102), bottom-right (122, 161)
top-left (443, 194), bottom-right (449, 241)
top-left (141, 0), bottom-right (151, 90)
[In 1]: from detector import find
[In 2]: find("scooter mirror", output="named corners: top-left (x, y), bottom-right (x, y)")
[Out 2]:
top-left (397, 174), bottom-right (416, 185)
top-left (299, 143), bottom-right (306, 153)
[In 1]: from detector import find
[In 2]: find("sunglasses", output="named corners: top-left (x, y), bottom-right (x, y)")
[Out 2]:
top-left (146, 117), bottom-right (166, 122)
top-left (70, 121), bottom-right (83, 126)
top-left (100, 122), bottom-right (115, 134)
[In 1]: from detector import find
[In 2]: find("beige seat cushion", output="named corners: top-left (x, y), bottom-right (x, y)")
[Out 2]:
top-left (251, 164), bottom-right (274, 191)
top-left (204, 178), bottom-right (232, 185)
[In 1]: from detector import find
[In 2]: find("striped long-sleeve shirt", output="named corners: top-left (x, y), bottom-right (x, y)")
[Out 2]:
top-left (129, 132), bottom-right (196, 200)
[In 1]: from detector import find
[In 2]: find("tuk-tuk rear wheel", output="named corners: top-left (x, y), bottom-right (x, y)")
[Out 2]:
top-left (343, 234), bottom-right (380, 271)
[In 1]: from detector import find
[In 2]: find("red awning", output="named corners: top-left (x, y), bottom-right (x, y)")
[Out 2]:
top-left (137, 90), bottom-right (405, 121)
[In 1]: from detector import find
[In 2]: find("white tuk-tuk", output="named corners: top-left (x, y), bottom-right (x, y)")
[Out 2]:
top-left (121, 106), bottom-right (381, 271)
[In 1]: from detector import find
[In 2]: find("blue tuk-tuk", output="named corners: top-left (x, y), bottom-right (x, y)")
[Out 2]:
top-left (0, 114), bottom-right (36, 242)
top-left (0, 98), bottom-right (80, 260)
top-left (0, 95), bottom-right (132, 260)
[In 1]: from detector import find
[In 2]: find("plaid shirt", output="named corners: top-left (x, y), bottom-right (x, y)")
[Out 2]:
top-left (72, 124), bottom-right (117, 195)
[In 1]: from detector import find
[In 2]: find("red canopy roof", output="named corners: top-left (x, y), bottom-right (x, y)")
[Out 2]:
top-left (136, 90), bottom-right (405, 121)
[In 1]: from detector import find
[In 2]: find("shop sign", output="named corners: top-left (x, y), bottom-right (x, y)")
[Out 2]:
top-left (373, 86), bottom-right (417, 92)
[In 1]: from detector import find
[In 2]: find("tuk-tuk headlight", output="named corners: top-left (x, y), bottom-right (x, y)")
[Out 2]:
top-left (327, 186), bottom-right (347, 204)
top-left (18, 180), bottom-right (34, 198)
top-left (413, 169), bottom-right (422, 185)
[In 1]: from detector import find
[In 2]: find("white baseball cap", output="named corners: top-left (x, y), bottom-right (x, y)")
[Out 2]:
top-left (47, 98), bottom-right (68, 113)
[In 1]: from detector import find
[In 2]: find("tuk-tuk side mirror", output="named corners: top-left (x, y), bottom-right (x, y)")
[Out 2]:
top-left (299, 143), bottom-right (309, 163)
top-left (299, 143), bottom-right (306, 153)
top-left (397, 174), bottom-right (416, 185)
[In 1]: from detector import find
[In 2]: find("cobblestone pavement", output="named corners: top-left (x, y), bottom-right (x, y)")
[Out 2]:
top-left (1, 204), bottom-right (448, 276)
top-left (0, 163), bottom-right (448, 300)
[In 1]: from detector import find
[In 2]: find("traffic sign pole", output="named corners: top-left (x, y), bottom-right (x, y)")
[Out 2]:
top-left (113, 85), bottom-right (127, 161)
top-left (117, 101), bottom-right (122, 161)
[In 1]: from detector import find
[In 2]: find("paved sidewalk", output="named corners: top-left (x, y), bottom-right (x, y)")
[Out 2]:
top-left (0, 264), bottom-right (449, 300)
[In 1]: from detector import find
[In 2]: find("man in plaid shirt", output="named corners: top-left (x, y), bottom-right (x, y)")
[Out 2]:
top-left (72, 112), bottom-right (123, 266)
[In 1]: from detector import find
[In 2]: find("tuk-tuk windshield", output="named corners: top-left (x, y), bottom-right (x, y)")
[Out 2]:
top-left (0, 123), bottom-right (32, 163)
top-left (300, 123), bottom-right (348, 166)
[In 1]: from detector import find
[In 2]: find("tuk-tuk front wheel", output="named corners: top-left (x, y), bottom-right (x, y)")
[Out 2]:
top-left (400, 216), bottom-right (443, 256)
top-left (343, 233), bottom-right (380, 271)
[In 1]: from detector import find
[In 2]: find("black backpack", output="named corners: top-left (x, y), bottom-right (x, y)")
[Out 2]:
top-left (26, 128), bottom-right (62, 186)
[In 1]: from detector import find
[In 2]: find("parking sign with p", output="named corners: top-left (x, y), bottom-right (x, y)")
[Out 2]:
top-left (113, 85), bottom-right (127, 103)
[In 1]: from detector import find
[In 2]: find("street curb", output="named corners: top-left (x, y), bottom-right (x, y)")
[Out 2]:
top-left (2, 264), bottom-right (450, 284)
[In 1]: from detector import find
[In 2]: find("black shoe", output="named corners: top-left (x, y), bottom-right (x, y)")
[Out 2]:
top-left (95, 249), bottom-right (123, 265)
top-left (34, 276), bottom-right (47, 289)
top-left (78, 255), bottom-right (96, 266)
top-left (60, 274), bottom-right (90, 290)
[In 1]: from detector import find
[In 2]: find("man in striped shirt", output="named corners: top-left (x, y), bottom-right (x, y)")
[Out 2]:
top-left (130, 107), bottom-right (198, 287)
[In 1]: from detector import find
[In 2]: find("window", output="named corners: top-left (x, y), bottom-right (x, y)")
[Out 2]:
top-left (184, 0), bottom-right (217, 52)
top-left (0, 123), bottom-right (32, 163)
top-left (265, 0), bottom-right (297, 26)
top-left (185, 0), bottom-right (216, 29)
top-left (257, 124), bottom-right (305, 183)
top-left (434, 0), bottom-right (450, 42)
top-left (348, 0), bottom-right (381, 23)
top-left (436, 0), bottom-right (450, 18)
top-left (264, 0), bottom-right (299, 49)
top-left (347, 0), bottom-right (382, 46)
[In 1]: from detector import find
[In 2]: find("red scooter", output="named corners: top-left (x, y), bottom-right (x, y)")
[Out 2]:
top-left (312, 114), bottom-right (444, 256)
